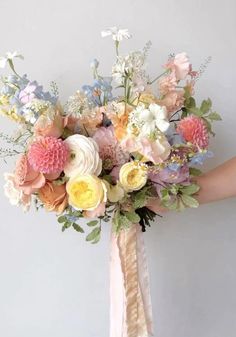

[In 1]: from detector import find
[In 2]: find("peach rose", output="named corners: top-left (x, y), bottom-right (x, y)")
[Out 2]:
top-left (38, 182), bottom-right (68, 213)
top-left (34, 111), bottom-right (65, 138)
top-left (14, 154), bottom-right (45, 195)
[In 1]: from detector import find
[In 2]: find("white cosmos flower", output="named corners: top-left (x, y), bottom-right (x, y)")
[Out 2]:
top-left (64, 135), bottom-right (102, 177)
top-left (129, 103), bottom-right (170, 137)
top-left (0, 51), bottom-right (23, 68)
top-left (101, 27), bottom-right (131, 42)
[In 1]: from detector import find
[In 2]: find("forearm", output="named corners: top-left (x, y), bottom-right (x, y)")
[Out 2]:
top-left (195, 157), bottom-right (236, 204)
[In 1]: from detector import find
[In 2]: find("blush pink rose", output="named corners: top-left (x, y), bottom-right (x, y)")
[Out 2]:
top-left (14, 154), bottom-right (46, 195)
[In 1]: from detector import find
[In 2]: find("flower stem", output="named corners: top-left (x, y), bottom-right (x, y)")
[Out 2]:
top-left (148, 70), bottom-right (169, 85)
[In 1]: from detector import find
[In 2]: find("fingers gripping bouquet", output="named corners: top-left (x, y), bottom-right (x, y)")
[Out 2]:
top-left (0, 28), bottom-right (221, 336)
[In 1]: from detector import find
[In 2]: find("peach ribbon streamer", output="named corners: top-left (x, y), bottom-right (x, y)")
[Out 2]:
top-left (110, 224), bottom-right (154, 337)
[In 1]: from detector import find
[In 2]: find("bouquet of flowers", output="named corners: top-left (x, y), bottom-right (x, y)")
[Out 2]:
top-left (0, 27), bottom-right (221, 337)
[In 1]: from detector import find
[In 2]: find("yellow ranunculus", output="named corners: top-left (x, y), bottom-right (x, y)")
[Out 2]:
top-left (119, 162), bottom-right (148, 192)
top-left (66, 175), bottom-right (107, 210)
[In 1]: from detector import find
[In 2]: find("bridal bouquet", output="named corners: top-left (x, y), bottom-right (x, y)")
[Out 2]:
top-left (0, 27), bottom-right (221, 336)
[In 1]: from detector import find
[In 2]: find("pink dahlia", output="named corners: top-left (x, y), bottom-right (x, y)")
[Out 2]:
top-left (28, 137), bottom-right (69, 174)
top-left (177, 115), bottom-right (209, 148)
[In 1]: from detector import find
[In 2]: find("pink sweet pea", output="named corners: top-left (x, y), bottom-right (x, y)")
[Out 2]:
top-left (165, 53), bottom-right (190, 80)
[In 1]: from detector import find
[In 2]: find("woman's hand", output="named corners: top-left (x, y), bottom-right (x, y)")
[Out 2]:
top-left (146, 197), bottom-right (168, 214)
top-left (194, 157), bottom-right (236, 204)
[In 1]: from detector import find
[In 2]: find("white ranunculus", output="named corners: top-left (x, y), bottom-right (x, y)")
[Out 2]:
top-left (4, 173), bottom-right (31, 212)
top-left (4, 173), bottom-right (22, 206)
top-left (64, 135), bottom-right (102, 177)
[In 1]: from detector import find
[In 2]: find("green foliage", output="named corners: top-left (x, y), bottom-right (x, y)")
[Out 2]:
top-left (183, 87), bottom-right (222, 136)
top-left (160, 182), bottom-right (200, 212)
top-left (57, 208), bottom-right (85, 234)
top-left (87, 220), bottom-right (99, 227)
top-left (86, 226), bottom-right (101, 244)
top-left (131, 185), bottom-right (155, 210)
top-left (189, 167), bottom-right (202, 177)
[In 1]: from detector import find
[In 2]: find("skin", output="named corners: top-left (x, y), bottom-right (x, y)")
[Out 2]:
top-left (148, 157), bottom-right (236, 213)
top-left (194, 157), bottom-right (236, 204)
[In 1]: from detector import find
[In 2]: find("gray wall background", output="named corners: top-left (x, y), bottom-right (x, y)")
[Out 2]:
top-left (0, 0), bottom-right (236, 336)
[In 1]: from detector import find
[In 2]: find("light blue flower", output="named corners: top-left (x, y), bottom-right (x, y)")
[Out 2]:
top-left (189, 151), bottom-right (214, 166)
top-left (82, 77), bottom-right (113, 106)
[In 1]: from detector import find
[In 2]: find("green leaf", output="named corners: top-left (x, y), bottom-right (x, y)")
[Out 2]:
top-left (62, 221), bottom-right (72, 232)
top-left (72, 223), bottom-right (84, 233)
top-left (207, 112), bottom-right (222, 121)
top-left (87, 220), bottom-right (99, 227)
top-left (166, 199), bottom-right (178, 210)
top-left (133, 192), bottom-right (146, 209)
top-left (200, 98), bottom-right (212, 114)
top-left (180, 184), bottom-right (200, 195)
top-left (125, 211), bottom-right (141, 224)
top-left (177, 198), bottom-right (186, 212)
top-left (202, 118), bottom-right (215, 136)
top-left (86, 227), bottom-right (101, 242)
top-left (189, 107), bottom-right (204, 117)
top-left (58, 215), bottom-right (67, 223)
top-left (186, 96), bottom-right (196, 108)
top-left (120, 215), bottom-right (132, 229)
top-left (189, 167), bottom-right (202, 176)
top-left (181, 194), bottom-right (199, 208)
top-left (161, 189), bottom-right (170, 202)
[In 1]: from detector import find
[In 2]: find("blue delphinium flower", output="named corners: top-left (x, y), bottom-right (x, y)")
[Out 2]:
top-left (190, 150), bottom-right (214, 166)
top-left (82, 77), bottom-right (113, 106)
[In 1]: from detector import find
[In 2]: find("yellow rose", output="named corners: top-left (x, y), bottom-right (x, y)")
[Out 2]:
top-left (119, 162), bottom-right (148, 192)
top-left (66, 175), bottom-right (107, 210)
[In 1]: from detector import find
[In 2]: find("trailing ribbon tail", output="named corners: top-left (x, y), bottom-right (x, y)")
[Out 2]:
top-left (110, 224), bottom-right (154, 337)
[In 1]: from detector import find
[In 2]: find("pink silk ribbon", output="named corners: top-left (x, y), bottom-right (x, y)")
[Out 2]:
top-left (110, 224), bottom-right (154, 337)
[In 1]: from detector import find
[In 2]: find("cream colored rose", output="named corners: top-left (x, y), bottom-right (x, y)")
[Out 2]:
top-left (64, 135), bottom-right (102, 177)
top-left (67, 174), bottom-right (107, 211)
top-left (119, 162), bottom-right (148, 192)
